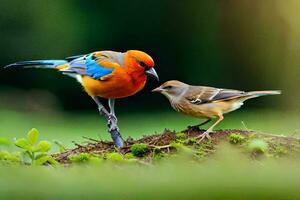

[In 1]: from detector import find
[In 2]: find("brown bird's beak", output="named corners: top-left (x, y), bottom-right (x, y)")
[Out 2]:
top-left (145, 68), bottom-right (159, 81)
top-left (152, 86), bottom-right (162, 93)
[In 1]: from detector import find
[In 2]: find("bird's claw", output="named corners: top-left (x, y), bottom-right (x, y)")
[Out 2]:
top-left (196, 131), bottom-right (212, 143)
top-left (107, 115), bottom-right (119, 131)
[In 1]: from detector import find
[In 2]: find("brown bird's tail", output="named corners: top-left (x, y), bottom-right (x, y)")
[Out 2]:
top-left (242, 90), bottom-right (281, 101)
top-left (247, 90), bottom-right (281, 96)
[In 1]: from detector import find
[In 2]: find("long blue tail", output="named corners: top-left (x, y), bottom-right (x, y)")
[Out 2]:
top-left (4, 60), bottom-right (68, 69)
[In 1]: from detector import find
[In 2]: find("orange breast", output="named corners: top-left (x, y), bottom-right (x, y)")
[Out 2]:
top-left (81, 68), bottom-right (147, 99)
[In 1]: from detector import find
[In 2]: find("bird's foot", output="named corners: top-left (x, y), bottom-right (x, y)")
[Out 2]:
top-left (196, 131), bottom-right (212, 143)
top-left (107, 115), bottom-right (119, 131)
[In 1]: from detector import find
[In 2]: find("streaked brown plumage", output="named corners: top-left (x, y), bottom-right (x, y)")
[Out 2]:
top-left (152, 80), bottom-right (281, 141)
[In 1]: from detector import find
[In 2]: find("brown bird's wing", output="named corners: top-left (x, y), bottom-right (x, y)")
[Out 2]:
top-left (186, 86), bottom-right (246, 105)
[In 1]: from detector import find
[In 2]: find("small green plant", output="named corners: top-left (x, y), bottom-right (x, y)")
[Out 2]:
top-left (170, 142), bottom-right (184, 149)
top-left (0, 137), bottom-right (20, 164)
top-left (153, 148), bottom-right (165, 161)
top-left (170, 142), bottom-right (195, 156)
top-left (248, 139), bottom-right (268, 153)
top-left (0, 151), bottom-right (20, 164)
top-left (69, 153), bottom-right (101, 164)
top-left (196, 140), bottom-right (215, 158)
top-left (14, 128), bottom-right (57, 165)
top-left (273, 143), bottom-right (288, 157)
top-left (124, 153), bottom-right (135, 159)
top-left (154, 153), bottom-right (164, 161)
top-left (176, 132), bottom-right (186, 140)
top-left (183, 138), bottom-right (197, 145)
top-left (228, 133), bottom-right (246, 144)
top-left (106, 152), bottom-right (123, 161)
top-left (131, 143), bottom-right (149, 157)
top-left (69, 153), bottom-right (90, 163)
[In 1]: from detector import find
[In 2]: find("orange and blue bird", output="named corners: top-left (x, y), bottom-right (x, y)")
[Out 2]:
top-left (5, 50), bottom-right (159, 148)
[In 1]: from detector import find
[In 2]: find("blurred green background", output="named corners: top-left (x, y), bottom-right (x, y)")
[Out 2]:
top-left (1, 2), bottom-right (300, 199)
top-left (0, 0), bottom-right (299, 144)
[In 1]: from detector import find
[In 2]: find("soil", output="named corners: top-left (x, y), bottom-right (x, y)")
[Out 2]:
top-left (54, 127), bottom-right (300, 164)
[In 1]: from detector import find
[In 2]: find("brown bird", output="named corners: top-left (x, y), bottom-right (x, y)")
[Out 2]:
top-left (152, 80), bottom-right (281, 141)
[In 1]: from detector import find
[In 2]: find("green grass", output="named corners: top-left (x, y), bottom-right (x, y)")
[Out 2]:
top-left (1, 147), bottom-right (300, 199)
top-left (0, 109), bottom-right (299, 148)
top-left (1, 109), bottom-right (300, 199)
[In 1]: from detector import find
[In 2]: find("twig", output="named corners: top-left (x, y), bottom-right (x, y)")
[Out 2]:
top-left (241, 121), bottom-right (249, 130)
top-left (149, 134), bottom-right (164, 145)
top-left (148, 144), bottom-right (172, 149)
top-left (82, 136), bottom-right (100, 143)
top-left (72, 141), bottom-right (84, 148)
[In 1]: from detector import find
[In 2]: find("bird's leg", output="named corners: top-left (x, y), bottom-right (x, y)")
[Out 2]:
top-left (92, 97), bottom-right (124, 148)
top-left (196, 115), bottom-right (224, 142)
top-left (108, 99), bottom-right (119, 131)
top-left (189, 118), bottom-right (212, 130)
top-left (109, 99), bottom-right (116, 116)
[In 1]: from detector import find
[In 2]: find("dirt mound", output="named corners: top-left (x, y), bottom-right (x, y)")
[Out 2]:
top-left (55, 127), bottom-right (300, 164)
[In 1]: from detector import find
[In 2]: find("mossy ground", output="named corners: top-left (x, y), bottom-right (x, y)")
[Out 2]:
top-left (55, 127), bottom-right (300, 164)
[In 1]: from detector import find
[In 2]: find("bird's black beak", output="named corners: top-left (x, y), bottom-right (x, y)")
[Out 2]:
top-left (145, 68), bottom-right (159, 81)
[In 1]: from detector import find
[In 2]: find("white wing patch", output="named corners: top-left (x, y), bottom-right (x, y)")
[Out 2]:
top-left (75, 75), bottom-right (83, 84)
top-left (190, 98), bottom-right (202, 104)
top-left (207, 89), bottom-right (221, 100)
top-left (188, 89), bottom-right (221, 105)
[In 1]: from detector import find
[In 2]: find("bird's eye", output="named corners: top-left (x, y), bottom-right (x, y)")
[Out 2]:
top-left (164, 86), bottom-right (173, 90)
top-left (139, 61), bottom-right (147, 67)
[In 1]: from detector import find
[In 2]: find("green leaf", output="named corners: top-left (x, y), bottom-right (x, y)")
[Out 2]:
top-left (27, 128), bottom-right (39, 145)
top-left (34, 154), bottom-right (57, 165)
top-left (46, 156), bottom-right (59, 165)
top-left (15, 138), bottom-right (30, 150)
top-left (35, 153), bottom-right (47, 159)
top-left (36, 141), bottom-right (51, 152)
top-left (35, 155), bottom-right (48, 165)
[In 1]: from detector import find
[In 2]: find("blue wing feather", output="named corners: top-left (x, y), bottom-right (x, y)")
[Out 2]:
top-left (85, 55), bottom-right (113, 79)
top-left (67, 54), bottom-right (113, 79)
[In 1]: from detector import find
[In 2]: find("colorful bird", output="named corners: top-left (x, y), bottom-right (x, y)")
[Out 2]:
top-left (152, 80), bottom-right (280, 141)
top-left (5, 50), bottom-right (159, 148)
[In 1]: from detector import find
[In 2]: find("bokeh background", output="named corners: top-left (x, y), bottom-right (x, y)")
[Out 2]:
top-left (1, 2), bottom-right (300, 199)
top-left (0, 0), bottom-right (299, 144)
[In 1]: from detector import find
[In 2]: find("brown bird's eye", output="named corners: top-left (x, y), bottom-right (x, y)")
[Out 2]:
top-left (164, 86), bottom-right (173, 90)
